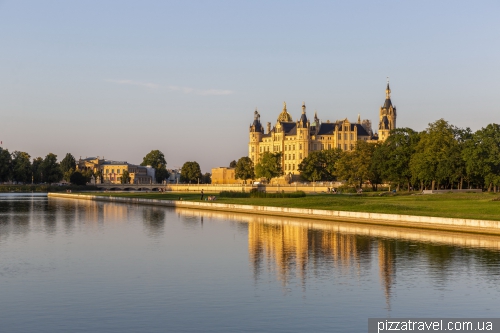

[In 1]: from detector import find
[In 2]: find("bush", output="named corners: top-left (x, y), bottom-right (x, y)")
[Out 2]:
top-left (219, 191), bottom-right (250, 198)
top-left (219, 190), bottom-right (306, 199)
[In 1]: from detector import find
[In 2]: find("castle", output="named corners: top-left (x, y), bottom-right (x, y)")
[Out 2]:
top-left (248, 82), bottom-right (397, 178)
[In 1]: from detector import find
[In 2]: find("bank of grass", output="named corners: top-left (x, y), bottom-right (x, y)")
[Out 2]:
top-left (88, 191), bottom-right (500, 221)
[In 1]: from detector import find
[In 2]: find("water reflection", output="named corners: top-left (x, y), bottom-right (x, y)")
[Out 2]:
top-left (174, 207), bottom-right (500, 309)
top-left (142, 208), bottom-right (166, 237)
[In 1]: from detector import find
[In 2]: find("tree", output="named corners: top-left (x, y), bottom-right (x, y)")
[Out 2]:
top-left (410, 119), bottom-right (461, 190)
top-left (373, 128), bottom-right (420, 191)
top-left (70, 170), bottom-right (86, 185)
top-left (229, 160), bottom-right (237, 168)
top-left (463, 124), bottom-right (500, 191)
top-left (32, 157), bottom-right (43, 183)
top-left (255, 152), bottom-right (282, 182)
top-left (298, 149), bottom-right (343, 182)
top-left (40, 153), bottom-right (62, 183)
top-left (201, 172), bottom-right (211, 184)
top-left (0, 147), bottom-right (12, 182)
top-left (336, 141), bottom-right (377, 188)
top-left (298, 151), bottom-right (324, 182)
top-left (141, 150), bottom-right (169, 183)
top-left (60, 153), bottom-right (76, 180)
top-left (120, 170), bottom-right (131, 184)
top-left (234, 156), bottom-right (254, 182)
top-left (180, 161), bottom-right (202, 183)
top-left (11, 151), bottom-right (31, 183)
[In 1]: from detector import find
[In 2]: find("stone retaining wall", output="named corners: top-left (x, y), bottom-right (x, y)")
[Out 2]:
top-left (48, 193), bottom-right (500, 235)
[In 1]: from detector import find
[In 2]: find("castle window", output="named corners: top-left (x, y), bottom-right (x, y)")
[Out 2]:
top-left (293, 154), bottom-right (295, 160)
top-left (117, 169), bottom-right (121, 174)
top-left (328, 144), bottom-right (331, 150)
top-left (299, 144), bottom-right (302, 149)
top-left (293, 145), bottom-right (295, 150)
top-left (285, 154), bottom-right (287, 160)
top-left (344, 144), bottom-right (348, 150)
top-left (299, 153), bottom-right (302, 159)
top-left (351, 144), bottom-right (354, 150)
top-left (338, 144), bottom-right (341, 149)
top-left (338, 134), bottom-right (341, 140)
top-left (350, 133), bottom-right (354, 140)
top-left (345, 126), bottom-right (348, 131)
top-left (321, 144), bottom-right (324, 150)
top-left (260, 147), bottom-right (262, 152)
top-left (313, 144), bottom-right (317, 150)
top-left (285, 146), bottom-right (287, 151)
top-left (252, 147), bottom-right (254, 152)
top-left (344, 133), bottom-right (347, 140)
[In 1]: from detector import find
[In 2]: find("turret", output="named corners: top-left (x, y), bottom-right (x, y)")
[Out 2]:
top-left (378, 79), bottom-right (397, 141)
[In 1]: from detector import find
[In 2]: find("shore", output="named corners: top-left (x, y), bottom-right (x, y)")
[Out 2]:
top-left (48, 192), bottom-right (500, 236)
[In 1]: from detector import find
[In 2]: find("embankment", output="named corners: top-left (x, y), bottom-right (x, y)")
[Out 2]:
top-left (48, 192), bottom-right (500, 235)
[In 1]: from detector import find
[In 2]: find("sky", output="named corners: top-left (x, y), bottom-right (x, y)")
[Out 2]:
top-left (1, 0), bottom-right (499, 173)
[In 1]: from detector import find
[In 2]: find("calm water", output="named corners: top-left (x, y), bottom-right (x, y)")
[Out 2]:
top-left (1, 194), bottom-right (499, 332)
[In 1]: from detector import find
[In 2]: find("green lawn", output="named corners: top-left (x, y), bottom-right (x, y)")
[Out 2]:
top-left (90, 191), bottom-right (500, 221)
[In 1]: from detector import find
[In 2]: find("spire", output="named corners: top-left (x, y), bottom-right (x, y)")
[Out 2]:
top-left (302, 101), bottom-right (306, 114)
top-left (357, 114), bottom-right (361, 124)
top-left (386, 77), bottom-right (391, 99)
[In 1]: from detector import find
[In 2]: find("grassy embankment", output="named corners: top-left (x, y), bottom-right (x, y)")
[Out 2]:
top-left (90, 191), bottom-right (500, 221)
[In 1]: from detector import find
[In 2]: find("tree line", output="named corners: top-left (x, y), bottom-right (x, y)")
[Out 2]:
top-left (232, 119), bottom-right (500, 191)
top-left (0, 147), bottom-right (212, 185)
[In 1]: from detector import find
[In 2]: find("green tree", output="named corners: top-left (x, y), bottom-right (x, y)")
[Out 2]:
top-left (234, 156), bottom-right (255, 182)
top-left (373, 128), bottom-right (420, 191)
top-left (32, 157), bottom-right (43, 183)
top-left (229, 160), bottom-right (237, 168)
top-left (298, 151), bottom-right (324, 182)
top-left (201, 172), bottom-right (211, 184)
top-left (298, 149), bottom-right (343, 182)
top-left (0, 147), bottom-right (12, 182)
top-left (11, 151), bottom-right (32, 183)
top-left (141, 150), bottom-right (169, 183)
top-left (336, 141), bottom-right (377, 188)
top-left (60, 153), bottom-right (76, 180)
top-left (180, 161), bottom-right (202, 183)
top-left (463, 124), bottom-right (500, 191)
top-left (255, 152), bottom-right (283, 182)
top-left (40, 153), bottom-right (63, 183)
top-left (410, 119), bottom-right (461, 190)
top-left (70, 170), bottom-right (86, 185)
top-left (120, 170), bottom-right (131, 184)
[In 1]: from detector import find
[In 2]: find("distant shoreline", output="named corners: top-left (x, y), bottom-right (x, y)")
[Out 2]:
top-left (48, 192), bottom-right (500, 236)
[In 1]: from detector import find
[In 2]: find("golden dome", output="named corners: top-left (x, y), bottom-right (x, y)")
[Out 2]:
top-left (277, 101), bottom-right (293, 122)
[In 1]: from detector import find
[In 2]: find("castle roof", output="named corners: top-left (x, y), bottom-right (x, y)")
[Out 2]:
top-left (317, 122), bottom-right (370, 136)
top-left (281, 122), bottom-right (297, 135)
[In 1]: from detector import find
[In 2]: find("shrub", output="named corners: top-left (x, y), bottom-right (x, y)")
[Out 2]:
top-left (219, 190), bottom-right (306, 199)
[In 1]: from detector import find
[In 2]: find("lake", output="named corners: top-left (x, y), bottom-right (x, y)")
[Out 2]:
top-left (0, 194), bottom-right (499, 332)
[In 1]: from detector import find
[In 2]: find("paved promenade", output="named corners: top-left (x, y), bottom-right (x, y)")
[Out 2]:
top-left (48, 193), bottom-right (500, 235)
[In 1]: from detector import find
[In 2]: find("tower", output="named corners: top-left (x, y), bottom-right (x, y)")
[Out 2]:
top-left (378, 80), bottom-right (397, 141)
top-left (249, 109), bottom-right (264, 163)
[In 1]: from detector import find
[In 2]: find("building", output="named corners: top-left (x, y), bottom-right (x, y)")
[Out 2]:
top-left (77, 157), bottom-right (154, 184)
top-left (211, 167), bottom-right (244, 184)
top-left (166, 169), bottom-right (181, 184)
top-left (248, 83), bottom-right (397, 177)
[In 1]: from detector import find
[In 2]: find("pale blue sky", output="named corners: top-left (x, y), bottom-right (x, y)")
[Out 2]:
top-left (1, 0), bottom-right (499, 172)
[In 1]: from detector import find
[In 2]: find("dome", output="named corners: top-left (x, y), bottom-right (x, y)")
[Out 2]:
top-left (277, 101), bottom-right (293, 122)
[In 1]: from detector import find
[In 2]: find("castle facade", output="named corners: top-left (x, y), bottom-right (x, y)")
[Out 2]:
top-left (248, 83), bottom-right (397, 177)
